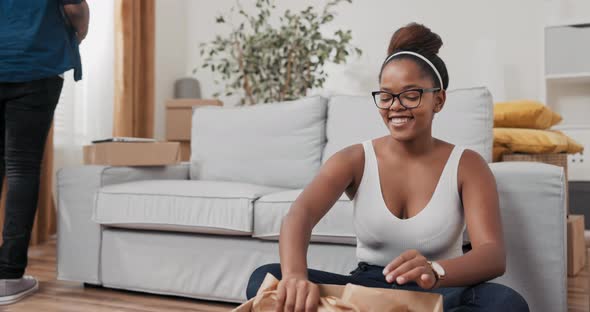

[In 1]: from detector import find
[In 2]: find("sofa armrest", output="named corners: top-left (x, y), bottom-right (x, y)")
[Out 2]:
top-left (57, 163), bottom-right (189, 283)
top-left (489, 161), bottom-right (566, 312)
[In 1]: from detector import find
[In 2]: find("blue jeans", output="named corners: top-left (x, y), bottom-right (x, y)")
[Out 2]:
top-left (247, 262), bottom-right (529, 312)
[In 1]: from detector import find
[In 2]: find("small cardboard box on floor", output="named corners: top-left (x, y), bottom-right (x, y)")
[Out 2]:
top-left (83, 142), bottom-right (181, 166)
top-left (233, 274), bottom-right (442, 312)
top-left (568, 214), bottom-right (587, 276)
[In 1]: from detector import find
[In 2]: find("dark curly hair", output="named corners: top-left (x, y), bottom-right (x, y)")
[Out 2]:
top-left (379, 23), bottom-right (449, 90)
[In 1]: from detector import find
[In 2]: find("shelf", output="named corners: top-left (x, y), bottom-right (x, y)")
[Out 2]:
top-left (546, 73), bottom-right (590, 84)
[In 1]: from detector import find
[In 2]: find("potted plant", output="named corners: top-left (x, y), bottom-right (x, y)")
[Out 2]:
top-left (196, 0), bottom-right (361, 105)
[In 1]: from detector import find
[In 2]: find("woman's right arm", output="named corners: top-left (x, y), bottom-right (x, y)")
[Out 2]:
top-left (276, 144), bottom-right (363, 312)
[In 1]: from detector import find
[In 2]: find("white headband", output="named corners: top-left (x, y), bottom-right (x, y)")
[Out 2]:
top-left (384, 51), bottom-right (444, 90)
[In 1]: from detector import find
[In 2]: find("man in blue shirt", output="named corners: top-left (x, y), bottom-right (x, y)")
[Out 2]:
top-left (0, 0), bottom-right (88, 305)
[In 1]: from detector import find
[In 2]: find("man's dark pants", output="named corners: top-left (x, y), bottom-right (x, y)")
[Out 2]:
top-left (0, 76), bottom-right (63, 279)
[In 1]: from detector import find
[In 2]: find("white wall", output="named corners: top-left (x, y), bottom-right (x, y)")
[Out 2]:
top-left (154, 0), bottom-right (188, 140)
top-left (544, 0), bottom-right (590, 25)
top-left (182, 0), bottom-right (546, 107)
top-left (72, 0), bottom-right (590, 140)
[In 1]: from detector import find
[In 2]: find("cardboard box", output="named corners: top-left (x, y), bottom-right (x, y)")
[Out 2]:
top-left (166, 140), bottom-right (190, 161)
top-left (166, 99), bottom-right (222, 140)
top-left (234, 274), bottom-right (443, 312)
top-left (179, 141), bottom-right (191, 161)
top-left (569, 215), bottom-right (587, 276)
top-left (83, 142), bottom-right (180, 166)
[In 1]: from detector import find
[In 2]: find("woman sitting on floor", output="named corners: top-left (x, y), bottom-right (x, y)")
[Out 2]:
top-left (246, 23), bottom-right (529, 312)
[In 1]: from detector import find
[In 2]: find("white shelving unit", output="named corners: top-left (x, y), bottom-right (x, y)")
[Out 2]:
top-left (544, 21), bottom-right (590, 181)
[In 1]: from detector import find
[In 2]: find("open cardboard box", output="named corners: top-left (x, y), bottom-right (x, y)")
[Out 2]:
top-left (233, 274), bottom-right (443, 312)
top-left (83, 142), bottom-right (181, 166)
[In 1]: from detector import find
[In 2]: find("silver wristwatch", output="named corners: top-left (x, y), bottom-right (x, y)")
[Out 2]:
top-left (427, 261), bottom-right (446, 283)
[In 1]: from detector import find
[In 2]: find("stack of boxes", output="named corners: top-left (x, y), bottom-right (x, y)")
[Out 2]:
top-left (165, 99), bottom-right (222, 161)
top-left (82, 98), bottom-right (222, 166)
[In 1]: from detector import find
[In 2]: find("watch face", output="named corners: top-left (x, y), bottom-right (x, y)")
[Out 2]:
top-left (432, 262), bottom-right (446, 277)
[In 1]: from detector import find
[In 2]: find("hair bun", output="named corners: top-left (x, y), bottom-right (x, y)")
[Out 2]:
top-left (387, 23), bottom-right (442, 56)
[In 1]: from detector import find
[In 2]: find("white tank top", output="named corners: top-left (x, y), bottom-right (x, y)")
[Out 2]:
top-left (353, 140), bottom-right (466, 266)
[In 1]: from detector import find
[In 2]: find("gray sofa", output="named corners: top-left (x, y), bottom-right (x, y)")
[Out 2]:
top-left (57, 87), bottom-right (566, 312)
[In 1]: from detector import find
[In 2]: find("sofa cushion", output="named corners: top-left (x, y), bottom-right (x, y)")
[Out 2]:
top-left (322, 87), bottom-right (493, 163)
top-left (93, 180), bottom-right (285, 235)
top-left (190, 96), bottom-right (328, 189)
top-left (253, 189), bottom-right (356, 245)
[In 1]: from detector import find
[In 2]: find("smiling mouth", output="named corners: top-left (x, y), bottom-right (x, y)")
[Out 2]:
top-left (389, 116), bottom-right (414, 126)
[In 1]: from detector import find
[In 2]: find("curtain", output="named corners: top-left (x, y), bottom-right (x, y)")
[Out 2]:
top-left (113, 0), bottom-right (155, 138)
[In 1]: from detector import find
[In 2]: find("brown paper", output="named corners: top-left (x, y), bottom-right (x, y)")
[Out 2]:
top-left (341, 284), bottom-right (408, 312)
top-left (233, 274), bottom-right (442, 312)
top-left (83, 142), bottom-right (180, 166)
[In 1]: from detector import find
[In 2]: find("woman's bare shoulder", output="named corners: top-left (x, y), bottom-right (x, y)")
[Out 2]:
top-left (459, 149), bottom-right (489, 171)
top-left (326, 143), bottom-right (364, 170)
top-left (458, 148), bottom-right (494, 187)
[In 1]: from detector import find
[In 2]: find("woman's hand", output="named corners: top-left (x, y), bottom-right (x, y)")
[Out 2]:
top-left (276, 275), bottom-right (320, 312)
top-left (382, 249), bottom-right (438, 289)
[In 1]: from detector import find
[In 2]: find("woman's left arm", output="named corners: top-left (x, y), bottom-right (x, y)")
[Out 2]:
top-left (383, 149), bottom-right (505, 288)
top-left (435, 149), bottom-right (505, 287)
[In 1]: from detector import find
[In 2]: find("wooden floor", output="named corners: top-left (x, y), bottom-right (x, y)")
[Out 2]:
top-left (568, 249), bottom-right (590, 312)
top-left (3, 239), bottom-right (238, 311)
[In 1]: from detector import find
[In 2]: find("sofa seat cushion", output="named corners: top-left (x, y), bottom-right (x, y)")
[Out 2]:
top-left (93, 180), bottom-right (285, 235)
top-left (253, 189), bottom-right (356, 245)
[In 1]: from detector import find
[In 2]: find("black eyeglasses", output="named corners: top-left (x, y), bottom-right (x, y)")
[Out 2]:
top-left (371, 88), bottom-right (440, 110)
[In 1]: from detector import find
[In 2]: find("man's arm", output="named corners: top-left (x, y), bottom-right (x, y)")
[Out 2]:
top-left (63, 0), bottom-right (89, 43)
